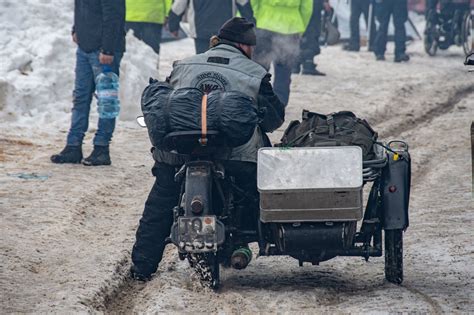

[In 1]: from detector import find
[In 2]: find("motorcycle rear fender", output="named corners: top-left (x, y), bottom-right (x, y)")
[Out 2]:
top-left (169, 161), bottom-right (226, 249)
top-left (382, 151), bottom-right (411, 230)
top-left (184, 162), bottom-right (213, 216)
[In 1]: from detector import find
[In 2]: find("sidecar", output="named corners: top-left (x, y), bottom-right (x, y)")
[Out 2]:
top-left (257, 141), bottom-right (411, 284)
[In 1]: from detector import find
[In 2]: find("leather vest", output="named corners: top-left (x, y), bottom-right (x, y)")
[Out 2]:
top-left (163, 44), bottom-right (268, 163)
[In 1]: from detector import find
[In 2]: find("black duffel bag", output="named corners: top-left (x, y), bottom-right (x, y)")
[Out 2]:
top-left (141, 80), bottom-right (258, 149)
top-left (279, 110), bottom-right (378, 160)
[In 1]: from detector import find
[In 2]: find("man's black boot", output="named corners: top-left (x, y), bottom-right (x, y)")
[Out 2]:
top-left (291, 62), bottom-right (301, 74)
top-left (301, 61), bottom-right (326, 76)
top-left (51, 145), bottom-right (83, 164)
top-left (342, 43), bottom-right (360, 52)
top-left (130, 265), bottom-right (151, 282)
top-left (375, 54), bottom-right (385, 61)
top-left (83, 145), bottom-right (111, 166)
top-left (394, 53), bottom-right (410, 63)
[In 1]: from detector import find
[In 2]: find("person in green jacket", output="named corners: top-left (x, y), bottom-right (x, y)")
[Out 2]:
top-left (125, 0), bottom-right (171, 54)
top-left (247, 0), bottom-right (313, 106)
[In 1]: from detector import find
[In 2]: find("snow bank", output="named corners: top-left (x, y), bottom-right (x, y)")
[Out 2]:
top-left (0, 0), bottom-right (74, 125)
top-left (0, 0), bottom-right (163, 127)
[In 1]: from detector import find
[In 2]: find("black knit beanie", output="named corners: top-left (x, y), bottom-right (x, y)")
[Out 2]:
top-left (218, 17), bottom-right (256, 46)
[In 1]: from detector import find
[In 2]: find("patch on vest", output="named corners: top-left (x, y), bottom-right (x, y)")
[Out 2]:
top-left (207, 57), bottom-right (230, 64)
top-left (192, 71), bottom-right (229, 93)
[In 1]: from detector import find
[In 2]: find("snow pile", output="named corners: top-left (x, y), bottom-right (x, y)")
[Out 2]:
top-left (0, 0), bottom-right (74, 124)
top-left (118, 33), bottom-right (159, 121)
top-left (0, 0), bottom-right (161, 126)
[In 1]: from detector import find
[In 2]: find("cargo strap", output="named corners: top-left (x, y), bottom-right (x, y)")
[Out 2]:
top-left (164, 90), bottom-right (176, 132)
top-left (327, 114), bottom-right (335, 139)
top-left (200, 94), bottom-right (208, 145)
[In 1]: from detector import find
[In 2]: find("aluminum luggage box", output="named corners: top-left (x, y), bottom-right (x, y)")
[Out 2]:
top-left (257, 147), bottom-right (363, 223)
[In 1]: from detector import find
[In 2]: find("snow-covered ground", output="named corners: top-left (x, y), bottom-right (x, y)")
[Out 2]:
top-left (1, 0), bottom-right (473, 313)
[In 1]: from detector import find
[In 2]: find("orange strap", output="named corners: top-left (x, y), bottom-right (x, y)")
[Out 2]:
top-left (200, 94), bottom-right (208, 145)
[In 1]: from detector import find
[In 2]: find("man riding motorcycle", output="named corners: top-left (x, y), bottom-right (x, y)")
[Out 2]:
top-left (131, 17), bottom-right (285, 281)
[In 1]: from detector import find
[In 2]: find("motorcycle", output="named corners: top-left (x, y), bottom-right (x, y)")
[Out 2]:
top-left (137, 118), bottom-right (411, 289)
top-left (424, 5), bottom-right (473, 56)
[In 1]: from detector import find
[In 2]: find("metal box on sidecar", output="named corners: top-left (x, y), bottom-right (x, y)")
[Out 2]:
top-left (257, 147), bottom-right (364, 223)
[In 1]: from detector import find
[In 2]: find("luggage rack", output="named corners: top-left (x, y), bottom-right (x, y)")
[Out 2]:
top-left (362, 143), bottom-right (387, 183)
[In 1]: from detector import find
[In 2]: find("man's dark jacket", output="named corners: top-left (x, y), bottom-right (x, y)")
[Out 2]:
top-left (73, 0), bottom-right (126, 54)
top-left (168, 0), bottom-right (254, 40)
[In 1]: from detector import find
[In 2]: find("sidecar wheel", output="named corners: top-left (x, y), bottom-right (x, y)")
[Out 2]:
top-left (384, 229), bottom-right (403, 284)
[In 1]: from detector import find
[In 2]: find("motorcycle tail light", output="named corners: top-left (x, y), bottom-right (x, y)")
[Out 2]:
top-left (191, 197), bottom-right (204, 214)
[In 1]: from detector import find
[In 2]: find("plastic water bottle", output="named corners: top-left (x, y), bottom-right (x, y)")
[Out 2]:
top-left (96, 65), bottom-right (120, 119)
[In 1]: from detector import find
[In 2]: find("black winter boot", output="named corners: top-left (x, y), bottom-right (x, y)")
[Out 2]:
top-left (50, 145), bottom-right (83, 164)
top-left (291, 62), bottom-right (301, 74)
top-left (83, 145), bottom-right (111, 166)
top-left (342, 43), bottom-right (360, 51)
top-left (301, 61), bottom-right (326, 76)
top-left (130, 265), bottom-right (151, 282)
top-left (394, 53), bottom-right (410, 63)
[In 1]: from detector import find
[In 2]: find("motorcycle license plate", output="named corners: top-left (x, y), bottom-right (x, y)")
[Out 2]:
top-left (177, 216), bottom-right (217, 252)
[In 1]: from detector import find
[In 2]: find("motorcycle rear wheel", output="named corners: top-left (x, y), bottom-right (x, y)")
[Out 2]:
top-left (384, 229), bottom-right (403, 285)
top-left (189, 253), bottom-right (220, 290)
top-left (208, 253), bottom-right (220, 289)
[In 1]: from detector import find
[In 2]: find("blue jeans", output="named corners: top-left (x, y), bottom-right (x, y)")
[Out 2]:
top-left (67, 48), bottom-right (123, 146)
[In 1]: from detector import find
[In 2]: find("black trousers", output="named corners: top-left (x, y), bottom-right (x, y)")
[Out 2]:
top-left (349, 0), bottom-right (376, 49)
top-left (131, 161), bottom-right (258, 276)
top-left (194, 38), bottom-right (210, 54)
top-left (299, 0), bottom-right (323, 63)
top-left (254, 29), bottom-right (300, 106)
top-left (126, 22), bottom-right (163, 54)
top-left (373, 0), bottom-right (408, 57)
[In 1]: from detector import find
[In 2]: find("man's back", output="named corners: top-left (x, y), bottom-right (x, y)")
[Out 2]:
top-left (169, 44), bottom-right (267, 98)
top-left (166, 43), bottom-right (270, 163)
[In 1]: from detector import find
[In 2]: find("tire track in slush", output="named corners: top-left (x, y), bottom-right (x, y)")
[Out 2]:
top-left (100, 84), bottom-right (473, 314)
top-left (380, 85), bottom-right (474, 183)
top-left (380, 86), bottom-right (474, 315)
top-left (402, 284), bottom-right (444, 315)
top-left (378, 85), bottom-right (474, 139)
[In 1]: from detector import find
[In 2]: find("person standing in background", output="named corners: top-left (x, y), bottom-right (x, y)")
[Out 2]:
top-left (167, 0), bottom-right (254, 54)
top-left (51, 0), bottom-right (125, 166)
top-left (249, 0), bottom-right (313, 106)
top-left (125, 0), bottom-right (171, 66)
top-left (372, 0), bottom-right (410, 62)
top-left (343, 0), bottom-right (376, 52)
top-left (294, 0), bottom-right (331, 76)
